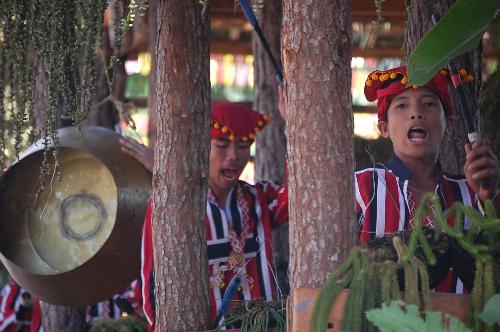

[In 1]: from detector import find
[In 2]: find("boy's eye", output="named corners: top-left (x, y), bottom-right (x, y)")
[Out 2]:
top-left (423, 101), bottom-right (437, 108)
top-left (215, 141), bottom-right (230, 148)
top-left (395, 103), bottom-right (407, 109)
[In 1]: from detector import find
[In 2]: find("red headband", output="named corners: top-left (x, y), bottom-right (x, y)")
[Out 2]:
top-left (364, 66), bottom-right (454, 122)
top-left (211, 102), bottom-right (268, 142)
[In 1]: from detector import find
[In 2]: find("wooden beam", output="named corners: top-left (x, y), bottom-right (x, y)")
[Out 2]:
top-left (211, 40), bottom-right (252, 55)
top-left (211, 0), bottom-right (407, 23)
top-left (353, 47), bottom-right (403, 58)
top-left (351, 0), bottom-right (405, 23)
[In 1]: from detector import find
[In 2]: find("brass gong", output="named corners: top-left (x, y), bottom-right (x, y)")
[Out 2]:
top-left (0, 126), bottom-right (151, 307)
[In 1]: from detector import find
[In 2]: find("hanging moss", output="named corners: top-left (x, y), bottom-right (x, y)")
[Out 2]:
top-left (0, 1), bottom-right (35, 168)
top-left (0, 0), bottom-right (148, 184)
top-left (373, 0), bottom-right (386, 27)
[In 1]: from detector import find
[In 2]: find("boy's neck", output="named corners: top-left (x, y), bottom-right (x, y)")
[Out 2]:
top-left (397, 153), bottom-right (439, 184)
top-left (208, 184), bottom-right (235, 206)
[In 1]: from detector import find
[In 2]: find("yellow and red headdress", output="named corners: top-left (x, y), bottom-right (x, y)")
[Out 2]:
top-left (211, 102), bottom-right (269, 142)
top-left (364, 66), bottom-right (461, 122)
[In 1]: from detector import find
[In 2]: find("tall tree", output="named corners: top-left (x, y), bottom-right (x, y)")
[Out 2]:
top-left (252, 0), bottom-right (289, 296)
top-left (147, 0), bottom-right (158, 148)
top-left (254, 0), bottom-right (286, 184)
top-left (282, 0), bottom-right (355, 325)
top-left (404, 0), bottom-right (482, 174)
top-left (152, 0), bottom-right (211, 330)
top-left (40, 303), bottom-right (87, 332)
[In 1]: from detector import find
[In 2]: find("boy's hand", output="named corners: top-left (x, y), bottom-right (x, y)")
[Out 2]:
top-left (464, 139), bottom-right (499, 202)
top-left (119, 136), bottom-right (154, 173)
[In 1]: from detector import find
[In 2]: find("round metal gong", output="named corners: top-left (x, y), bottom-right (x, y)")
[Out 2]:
top-left (0, 126), bottom-right (151, 306)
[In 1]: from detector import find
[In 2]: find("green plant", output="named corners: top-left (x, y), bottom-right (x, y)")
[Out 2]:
top-left (311, 235), bottom-right (431, 332)
top-left (366, 300), bottom-right (471, 332)
top-left (401, 193), bottom-right (499, 332)
top-left (217, 299), bottom-right (286, 332)
top-left (479, 294), bottom-right (500, 328)
top-left (312, 193), bottom-right (500, 332)
top-left (89, 315), bottom-right (148, 332)
top-left (407, 0), bottom-right (500, 85)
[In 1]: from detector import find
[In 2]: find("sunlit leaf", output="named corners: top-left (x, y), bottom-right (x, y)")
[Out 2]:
top-left (407, 0), bottom-right (500, 85)
top-left (366, 301), bottom-right (471, 332)
top-left (479, 294), bottom-right (500, 326)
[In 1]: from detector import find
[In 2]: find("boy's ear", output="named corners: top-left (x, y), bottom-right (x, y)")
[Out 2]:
top-left (377, 121), bottom-right (390, 138)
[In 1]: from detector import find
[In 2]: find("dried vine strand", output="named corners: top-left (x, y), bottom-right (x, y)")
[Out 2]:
top-left (217, 300), bottom-right (285, 332)
top-left (374, 0), bottom-right (386, 28)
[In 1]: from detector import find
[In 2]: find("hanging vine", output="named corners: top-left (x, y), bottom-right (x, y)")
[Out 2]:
top-left (0, 0), bottom-right (148, 186)
top-left (373, 0), bottom-right (386, 27)
top-left (0, 1), bottom-right (35, 171)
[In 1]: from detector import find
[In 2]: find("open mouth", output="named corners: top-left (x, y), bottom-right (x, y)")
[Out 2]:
top-left (221, 169), bottom-right (239, 181)
top-left (407, 127), bottom-right (427, 142)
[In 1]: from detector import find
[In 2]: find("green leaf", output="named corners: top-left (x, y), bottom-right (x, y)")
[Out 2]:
top-left (424, 311), bottom-right (471, 332)
top-left (407, 0), bottom-right (500, 86)
top-left (479, 294), bottom-right (500, 326)
top-left (366, 301), bottom-right (472, 332)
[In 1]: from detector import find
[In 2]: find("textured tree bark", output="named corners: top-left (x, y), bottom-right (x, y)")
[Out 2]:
top-left (254, 0), bottom-right (286, 184)
top-left (282, 0), bottom-right (355, 326)
top-left (153, 1), bottom-right (211, 330)
top-left (404, 0), bottom-right (482, 174)
top-left (252, 0), bottom-right (290, 297)
top-left (40, 302), bottom-right (86, 331)
top-left (147, 0), bottom-right (158, 149)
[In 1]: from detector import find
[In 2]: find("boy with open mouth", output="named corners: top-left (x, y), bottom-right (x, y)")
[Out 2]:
top-left (120, 102), bottom-right (288, 331)
top-left (356, 66), bottom-right (499, 292)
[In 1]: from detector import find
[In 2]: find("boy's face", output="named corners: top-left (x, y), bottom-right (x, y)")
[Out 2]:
top-left (377, 87), bottom-right (447, 161)
top-left (208, 137), bottom-right (251, 197)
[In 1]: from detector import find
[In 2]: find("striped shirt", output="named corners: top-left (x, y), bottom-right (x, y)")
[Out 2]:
top-left (355, 156), bottom-right (477, 293)
top-left (141, 180), bottom-right (288, 331)
top-left (0, 280), bottom-right (31, 332)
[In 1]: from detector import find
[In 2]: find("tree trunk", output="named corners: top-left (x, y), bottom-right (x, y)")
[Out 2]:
top-left (40, 302), bottom-right (87, 332)
top-left (147, 0), bottom-right (158, 148)
top-left (282, 0), bottom-right (355, 325)
top-left (254, 0), bottom-right (286, 184)
top-left (152, 1), bottom-right (211, 330)
top-left (252, 0), bottom-right (289, 297)
top-left (404, 0), bottom-right (482, 174)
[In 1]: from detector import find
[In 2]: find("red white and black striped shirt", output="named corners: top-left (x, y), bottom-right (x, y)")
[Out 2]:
top-left (141, 180), bottom-right (288, 331)
top-left (0, 280), bottom-right (32, 332)
top-left (355, 156), bottom-right (477, 293)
